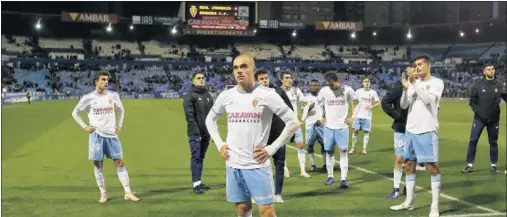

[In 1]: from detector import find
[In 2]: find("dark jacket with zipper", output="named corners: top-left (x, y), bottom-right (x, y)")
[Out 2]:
top-left (381, 81), bottom-right (409, 133)
top-left (469, 78), bottom-right (507, 123)
top-left (183, 85), bottom-right (214, 138)
top-left (267, 84), bottom-right (295, 145)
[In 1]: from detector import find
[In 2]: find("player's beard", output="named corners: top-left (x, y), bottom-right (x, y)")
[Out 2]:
top-left (310, 89), bottom-right (319, 96)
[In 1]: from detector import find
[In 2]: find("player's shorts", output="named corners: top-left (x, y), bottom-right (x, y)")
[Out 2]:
top-left (226, 166), bottom-right (274, 205)
top-left (394, 132), bottom-right (406, 157)
top-left (352, 118), bottom-right (371, 132)
top-left (403, 131), bottom-right (438, 163)
top-left (88, 132), bottom-right (123, 161)
top-left (294, 127), bottom-right (304, 143)
top-left (306, 125), bottom-right (324, 146)
top-left (323, 126), bottom-right (349, 152)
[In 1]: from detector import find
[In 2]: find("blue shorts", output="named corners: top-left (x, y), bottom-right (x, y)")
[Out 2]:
top-left (88, 132), bottom-right (123, 161)
top-left (306, 125), bottom-right (324, 146)
top-left (403, 131), bottom-right (439, 163)
top-left (226, 166), bottom-right (274, 205)
top-left (394, 132), bottom-right (406, 157)
top-left (294, 127), bottom-right (303, 143)
top-left (323, 127), bottom-right (349, 152)
top-left (352, 118), bottom-right (371, 132)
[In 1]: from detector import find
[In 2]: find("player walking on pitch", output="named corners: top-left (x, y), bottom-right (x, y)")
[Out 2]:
top-left (205, 54), bottom-right (299, 217)
top-left (280, 72), bottom-right (311, 178)
top-left (317, 71), bottom-right (356, 188)
top-left (301, 79), bottom-right (326, 172)
top-left (381, 65), bottom-right (414, 199)
top-left (71, 72), bottom-right (140, 203)
top-left (390, 56), bottom-right (444, 217)
top-left (350, 77), bottom-right (380, 154)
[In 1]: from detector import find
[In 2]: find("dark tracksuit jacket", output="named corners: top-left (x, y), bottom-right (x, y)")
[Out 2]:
top-left (183, 85), bottom-right (213, 182)
top-left (267, 83), bottom-right (294, 195)
top-left (381, 81), bottom-right (409, 134)
top-left (466, 78), bottom-right (507, 164)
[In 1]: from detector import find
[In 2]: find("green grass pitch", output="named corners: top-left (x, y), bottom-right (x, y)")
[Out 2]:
top-left (1, 99), bottom-right (506, 217)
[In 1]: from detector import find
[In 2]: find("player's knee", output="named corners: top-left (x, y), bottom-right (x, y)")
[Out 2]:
top-left (426, 163), bottom-right (439, 175)
top-left (469, 139), bottom-right (479, 145)
top-left (93, 161), bottom-right (103, 168)
top-left (114, 158), bottom-right (125, 167)
top-left (353, 129), bottom-right (359, 134)
top-left (307, 145), bottom-right (314, 153)
top-left (296, 142), bottom-right (304, 149)
top-left (235, 202), bottom-right (252, 215)
top-left (257, 204), bottom-right (275, 217)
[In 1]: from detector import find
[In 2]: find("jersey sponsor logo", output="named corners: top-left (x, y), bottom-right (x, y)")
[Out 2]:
top-left (228, 112), bottom-right (261, 123)
top-left (93, 107), bottom-right (114, 115)
top-left (327, 98), bottom-right (346, 106)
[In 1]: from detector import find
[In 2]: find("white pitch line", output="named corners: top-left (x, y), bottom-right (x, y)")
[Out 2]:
top-left (441, 212), bottom-right (507, 217)
top-left (285, 145), bottom-right (503, 214)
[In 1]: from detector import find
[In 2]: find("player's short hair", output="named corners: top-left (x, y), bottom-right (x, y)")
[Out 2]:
top-left (94, 72), bottom-right (110, 82)
top-left (324, 71), bottom-right (339, 82)
top-left (191, 71), bottom-right (205, 80)
top-left (408, 63), bottom-right (416, 68)
top-left (310, 79), bottom-right (319, 83)
top-left (413, 55), bottom-right (432, 64)
top-left (281, 71), bottom-right (292, 79)
top-left (483, 63), bottom-right (495, 70)
top-left (254, 70), bottom-right (268, 81)
top-left (363, 76), bottom-right (370, 81)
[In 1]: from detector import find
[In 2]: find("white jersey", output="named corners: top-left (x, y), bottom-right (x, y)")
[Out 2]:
top-left (207, 85), bottom-right (297, 169)
top-left (401, 77), bottom-right (444, 134)
top-left (317, 85), bottom-right (356, 130)
top-left (284, 87), bottom-right (306, 116)
top-left (72, 91), bottom-right (124, 138)
top-left (353, 88), bottom-right (380, 120)
top-left (301, 94), bottom-right (323, 128)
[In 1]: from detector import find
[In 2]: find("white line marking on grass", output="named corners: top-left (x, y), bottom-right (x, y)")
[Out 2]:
top-left (441, 213), bottom-right (507, 217)
top-left (285, 145), bottom-right (503, 214)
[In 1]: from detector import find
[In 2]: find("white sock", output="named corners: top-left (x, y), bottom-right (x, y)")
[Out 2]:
top-left (284, 160), bottom-right (289, 171)
top-left (351, 133), bottom-right (358, 148)
top-left (308, 152), bottom-right (316, 166)
top-left (468, 163), bottom-right (473, 167)
top-left (393, 168), bottom-right (403, 189)
top-left (363, 133), bottom-right (370, 149)
top-left (94, 167), bottom-right (106, 194)
top-left (339, 152), bottom-right (348, 181)
top-left (491, 163), bottom-right (496, 167)
top-left (326, 154), bottom-right (335, 178)
top-left (431, 174), bottom-right (441, 209)
top-left (117, 166), bottom-right (132, 193)
top-left (297, 149), bottom-right (306, 173)
top-left (404, 174), bottom-right (416, 205)
top-left (193, 181), bottom-right (201, 188)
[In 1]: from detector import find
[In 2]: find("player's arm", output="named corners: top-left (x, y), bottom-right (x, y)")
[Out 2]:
top-left (382, 82), bottom-right (404, 120)
top-left (112, 93), bottom-right (125, 128)
top-left (301, 102), bottom-right (313, 122)
top-left (264, 92), bottom-right (300, 156)
top-left (371, 91), bottom-right (381, 109)
top-left (348, 88), bottom-right (357, 118)
top-left (205, 92), bottom-right (227, 150)
top-left (413, 80), bottom-right (443, 106)
top-left (297, 88), bottom-right (308, 107)
top-left (71, 95), bottom-right (90, 129)
top-left (183, 92), bottom-right (201, 137)
top-left (499, 82), bottom-right (507, 103)
top-left (468, 81), bottom-right (480, 112)
top-left (317, 89), bottom-right (326, 119)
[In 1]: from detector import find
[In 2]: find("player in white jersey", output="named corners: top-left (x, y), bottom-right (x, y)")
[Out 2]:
top-left (301, 79), bottom-right (326, 172)
top-left (350, 77), bottom-right (380, 154)
top-left (71, 72), bottom-right (140, 203)
top-left (390, 56), bottom-right (444, 217)
top-left (317, 71), bottom-right (356, 188)
top-left (205, 54), bottom-right (299, 217)
top-left (280, 72), bottom-right (311, 178)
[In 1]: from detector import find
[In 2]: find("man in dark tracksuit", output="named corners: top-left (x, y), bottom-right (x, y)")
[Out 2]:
top-left (381, 65), bottom-right (412, 198)
top-left (183, 72), bottom-right (214, 194)
top-left (254, 70), bottom-right (294, 203)
top-left (462, 64), bottom-right (507, 174)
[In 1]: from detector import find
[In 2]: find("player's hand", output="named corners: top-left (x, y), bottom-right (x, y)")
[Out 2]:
top-left (300, 120), bottom-right (305, 126)
top-left (84, 126), bottom-right (96, 133)
top-left (115, 127), bottom-right (121, 136)
top-left (219, 144), bottom-right (229, 160)
top-left (402, 74), bottom-right (410, 90)
top-left (345, 117), bottom-right (352, 124)
top-left (253, 147), bottom-right (270, 164)
top-left (321, 119), bottom-right (327, 125)
top-left (364, 104), bottom-right (372, 111)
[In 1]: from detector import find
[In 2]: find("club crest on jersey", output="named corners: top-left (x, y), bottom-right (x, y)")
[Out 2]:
top-left (252, 98), bottom-right (258, 108)
top-left (426, 85), bottom-right (430, 90)
top-left (189, 6), bottom-right (198, 18)
top-left (109, 98), bottom-right (113, 104)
